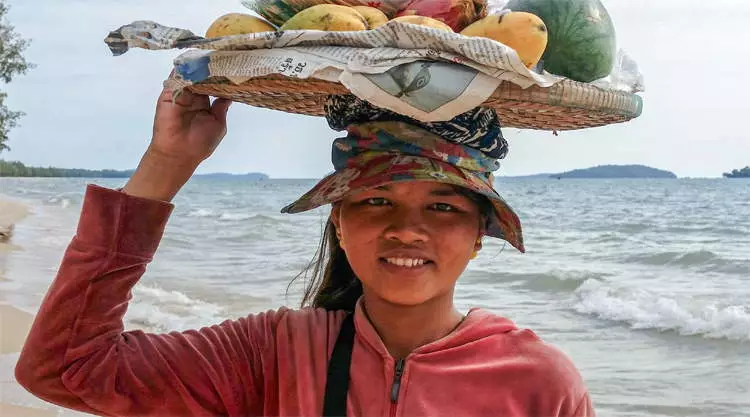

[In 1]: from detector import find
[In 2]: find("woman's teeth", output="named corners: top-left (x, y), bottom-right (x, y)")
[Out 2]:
top-left (385, 258), bottom-right (427, 268)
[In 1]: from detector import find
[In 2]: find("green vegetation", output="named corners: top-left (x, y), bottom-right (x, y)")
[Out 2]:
top-left (0, 1), bottom-right (33, 153)
top-left (0, 160), bottom-right (134, 177)
top-left (723, 166), bottom-right (750, 178)
top-left (0, 160), bottom-right (270, 179)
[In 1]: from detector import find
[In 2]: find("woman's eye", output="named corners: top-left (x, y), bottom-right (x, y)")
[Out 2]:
top-left (364, 197), bottom-right (389, 206)
top-left (431, 203), bottom-right (457, 212)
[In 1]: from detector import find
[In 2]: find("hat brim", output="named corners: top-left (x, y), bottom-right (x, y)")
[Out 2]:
top-left (281, 154), bottom-right (525, 253)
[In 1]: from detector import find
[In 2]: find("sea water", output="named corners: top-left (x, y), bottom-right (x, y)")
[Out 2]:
top-left (1, 177), bottom-right (748, 416)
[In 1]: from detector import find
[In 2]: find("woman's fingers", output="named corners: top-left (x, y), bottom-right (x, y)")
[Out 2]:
top-left (210, 98), bottom-right (233, 124)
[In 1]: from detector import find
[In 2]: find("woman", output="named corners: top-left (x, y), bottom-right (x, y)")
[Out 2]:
top-left (15, 87), bottom-right (594, 416)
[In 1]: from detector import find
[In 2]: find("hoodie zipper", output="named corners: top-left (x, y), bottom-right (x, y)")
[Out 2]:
top-left (389, 359), bottom-right (406, 417)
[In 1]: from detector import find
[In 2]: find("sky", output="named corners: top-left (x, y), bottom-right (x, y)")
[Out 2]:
top-left (1, 0), bottom-right (748, 178)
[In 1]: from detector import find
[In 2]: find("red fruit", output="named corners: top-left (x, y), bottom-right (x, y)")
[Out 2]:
top-left (395, 0), bottom-right (487, 32)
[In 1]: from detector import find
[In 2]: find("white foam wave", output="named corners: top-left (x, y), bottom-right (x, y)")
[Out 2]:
top-left (219, 212), bottom-right (254, 221)
top-left (47, 196), bottom-right (72, 209)
top-left (574, 279), bottom-right (750, 341)
top-left (124, 284), bottom-right (226, 332)
top-left (187, 208), bottom-right (214, 218)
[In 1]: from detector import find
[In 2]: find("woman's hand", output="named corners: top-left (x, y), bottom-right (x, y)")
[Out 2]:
top-left (123, 87), bottom-right (233, 202)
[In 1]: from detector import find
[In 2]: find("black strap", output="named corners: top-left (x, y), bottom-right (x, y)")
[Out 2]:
top-left (323, 313), bottom-right (355, 417)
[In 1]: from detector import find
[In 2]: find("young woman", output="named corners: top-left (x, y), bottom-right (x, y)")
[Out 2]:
top-left (15, 88), bottom-right (594, 416)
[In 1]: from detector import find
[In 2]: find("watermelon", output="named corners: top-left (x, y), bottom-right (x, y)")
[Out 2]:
top-left (505, 0), bottom-right (616, 82)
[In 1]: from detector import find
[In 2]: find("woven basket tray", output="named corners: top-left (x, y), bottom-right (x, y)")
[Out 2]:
top-left (185, 75), bottom-right (643, 131)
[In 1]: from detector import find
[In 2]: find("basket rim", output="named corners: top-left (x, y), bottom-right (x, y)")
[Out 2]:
top-left (181, 74), bottom-right (643, 131)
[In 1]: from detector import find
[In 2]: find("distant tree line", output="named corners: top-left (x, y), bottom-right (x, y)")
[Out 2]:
top-left (723, 166), bottom-right (750, 178)
top-left (0, 160), bottom-right (133, 177)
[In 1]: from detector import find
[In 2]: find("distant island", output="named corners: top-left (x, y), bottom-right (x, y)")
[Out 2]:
top-left (506, 164), bottom-right (677, 179)
top-left (0, 160), bottom-right (268, 180)
top-left (195, 172), bottom-right (269, 180)
top-left (723, 166), bottom-right (750, 178)
top-left (551, 164), bottom-right (677, 179)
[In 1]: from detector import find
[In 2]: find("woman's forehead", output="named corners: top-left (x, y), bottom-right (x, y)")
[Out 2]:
top-left (369, 182), bottom-right (465, 196)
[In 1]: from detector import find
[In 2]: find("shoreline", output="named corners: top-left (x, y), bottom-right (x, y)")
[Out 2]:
top-left (0, 197), bottom-right (29, 242)
top-left (0, 196), bottom-right (89, 416)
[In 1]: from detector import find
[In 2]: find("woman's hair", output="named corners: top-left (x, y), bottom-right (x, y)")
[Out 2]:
top-left (290, 186), bottom-right (494, 312)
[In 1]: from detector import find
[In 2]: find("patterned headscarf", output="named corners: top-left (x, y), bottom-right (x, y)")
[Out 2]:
top-left (325, 95), bottom-right (510, 160)
top-left (282, 96), bottom-right (525, 252)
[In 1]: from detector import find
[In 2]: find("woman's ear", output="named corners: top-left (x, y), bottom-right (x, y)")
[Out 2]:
top-left (331, 204), bottom-right (342, 237)
top-left (475, 233), bottom-right (484, 252)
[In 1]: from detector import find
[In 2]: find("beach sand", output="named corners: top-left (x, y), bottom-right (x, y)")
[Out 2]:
top-left (0, 303), bottom-right (34, 355)
top-left (0, 198), bottom-right (28, 242)
top-left (0, 303), bottom-right (67, 417)
top-left (0, 197), bottom-right (89, 416)
top-left (0, 403), bottom-right (57, 417)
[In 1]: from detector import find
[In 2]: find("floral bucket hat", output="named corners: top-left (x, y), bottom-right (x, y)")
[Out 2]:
top-left (281, 96), bottom-right (525, 253)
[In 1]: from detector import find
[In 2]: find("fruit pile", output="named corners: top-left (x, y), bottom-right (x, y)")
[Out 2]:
top-left (206, 0), bottom-right (617, 83)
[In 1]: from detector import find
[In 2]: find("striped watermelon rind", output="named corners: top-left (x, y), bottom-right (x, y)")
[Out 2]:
top-left (506, 0), bottom-right (617, 83)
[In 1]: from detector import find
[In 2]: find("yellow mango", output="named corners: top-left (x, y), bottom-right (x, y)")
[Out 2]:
top-left (352, 6), bottom-right (389, 29)
top-left (206, 13), bottom-right (276, 38)
top-left (280, 5), bottom-right (368, 31)
top-left (461, 12), bottom-right (548, 68)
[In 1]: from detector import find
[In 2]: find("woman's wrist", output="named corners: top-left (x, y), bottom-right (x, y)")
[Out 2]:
top-left (122, 150), bottom-right (198, 202)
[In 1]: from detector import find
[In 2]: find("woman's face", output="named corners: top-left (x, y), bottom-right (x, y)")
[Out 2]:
top-left (332, 181), bottom-right (484, 307)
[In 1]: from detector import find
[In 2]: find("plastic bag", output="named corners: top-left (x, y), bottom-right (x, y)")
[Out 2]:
top-left (395, 0), bottom-right (487, 32)
top-left (242, 0), bottom-right (411, 27)
top-left (486, 0), bottom-right (509, 14)
top-left (592, 49), bottom-right (646, 93)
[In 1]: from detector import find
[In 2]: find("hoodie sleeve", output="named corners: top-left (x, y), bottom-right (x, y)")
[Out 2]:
top-left (503, 328), bottom-right (596, 417)
top-left (572, 392), bottom-right (595, 417)
top-left (14, 184), bottom-right (273, 416)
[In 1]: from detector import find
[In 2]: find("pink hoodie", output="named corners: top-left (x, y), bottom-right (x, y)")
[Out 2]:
top-left (15, 184), bottom-right (594, 416)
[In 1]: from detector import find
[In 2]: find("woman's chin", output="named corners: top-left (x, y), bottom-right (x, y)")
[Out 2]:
top-left (376, 292), bottom-right (434, 307)
top-left (364, 263), bottom-right (441, 306)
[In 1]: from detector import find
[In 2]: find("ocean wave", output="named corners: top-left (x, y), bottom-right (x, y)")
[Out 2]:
top-left (586, 232), bottom-right (625, 244)
top-left (626, 249), bottom-right (714, 266)
top-left (664, 225), bottom-right (750, 237)
top-left (187, 208), bottom-right (215, 218)
top-left (573, 279), bottom-right (750, 342)
top-left (160, 235), bottom-right (195, 249)
top-left (185, 209), bottom-right (281, 224)
top-left (624, 250), bottom-right (748, 274)
top-left (223, 214), bottom-right (284, 226)
top-left (615, 222), bottom-right (652, 233)
top-left (470, 269), bottom-right (607, 293)
top-left (517, 270), bottom-right (606, 293)
top-left (125, 284), bottom-right (226, 332)
top-left (216, 231), bottom-right (268, 242)
top-left (46, 196), bottom-right (75, 209)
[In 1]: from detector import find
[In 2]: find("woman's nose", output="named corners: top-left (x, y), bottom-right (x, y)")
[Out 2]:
top-left (383, 206), bottom-right (429, 244)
